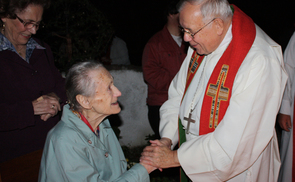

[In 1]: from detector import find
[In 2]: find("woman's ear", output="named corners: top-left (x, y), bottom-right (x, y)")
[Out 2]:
top-left (1, 17), bottom-right (7, 23)
top-left (76, 95), bottom-right (92, 110)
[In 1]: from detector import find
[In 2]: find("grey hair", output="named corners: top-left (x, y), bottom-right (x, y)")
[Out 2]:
top-left (177, 0), bottom-right (233, 22)
top-left (65, 61), bottom-right (104, 112)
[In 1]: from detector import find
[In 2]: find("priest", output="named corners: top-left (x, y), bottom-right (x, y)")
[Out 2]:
top-left (140, 0), bottom-right (287, 181)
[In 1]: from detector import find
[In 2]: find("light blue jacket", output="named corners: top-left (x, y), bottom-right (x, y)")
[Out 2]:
top-left (38, 105), bottom-right (149, 182)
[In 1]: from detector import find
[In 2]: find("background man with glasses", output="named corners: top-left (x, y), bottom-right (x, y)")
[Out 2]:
top-left (140, 0), bottom-right (287, 181)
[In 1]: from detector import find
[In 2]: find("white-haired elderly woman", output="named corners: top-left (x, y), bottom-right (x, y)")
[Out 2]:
top-left (39, 61), bottom-right (155, 181)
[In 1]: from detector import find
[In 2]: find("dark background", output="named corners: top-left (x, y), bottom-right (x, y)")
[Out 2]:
top-left (83, 0), bottom-right (295, 66)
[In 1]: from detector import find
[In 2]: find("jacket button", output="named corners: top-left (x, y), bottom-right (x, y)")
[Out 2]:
top-left (105, 152), bottom-right (109, 158)
top-left (32, 70), bottom-right (38, 75)
top-left (88, 140), bottom-right (92, 144)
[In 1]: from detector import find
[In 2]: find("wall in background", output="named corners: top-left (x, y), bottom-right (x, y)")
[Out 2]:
top-left (108, 67), bottom-right (154, 147)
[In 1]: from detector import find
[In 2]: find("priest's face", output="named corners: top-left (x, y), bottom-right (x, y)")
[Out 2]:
top-left (179, 2), bottom-right (222, 55)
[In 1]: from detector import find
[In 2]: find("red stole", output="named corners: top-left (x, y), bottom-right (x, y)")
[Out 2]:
top-left (199, 5), bottom-right (256, 135)
top-left (182, 52), bottom-right (205, 101)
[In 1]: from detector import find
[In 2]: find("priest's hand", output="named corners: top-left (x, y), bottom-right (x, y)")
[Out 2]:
top-left (140, 139), bottom-right (180, 169)
top-left (157, 137), bottom-right (173, 148)
top-left (278, 113), bottom-right (292, 132)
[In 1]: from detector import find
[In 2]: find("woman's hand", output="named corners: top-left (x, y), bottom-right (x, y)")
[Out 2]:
top-left (32, 93), bottom-right (61, 121)
top-left (139, 162), bottom-right (157, 174)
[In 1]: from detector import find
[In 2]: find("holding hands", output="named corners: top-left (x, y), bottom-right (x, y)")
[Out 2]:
top-left (32, 92), bottom-right (61, 121)
top-left (140, 138), bottom-right (180, 171)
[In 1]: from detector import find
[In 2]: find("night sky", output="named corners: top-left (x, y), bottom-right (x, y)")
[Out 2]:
top-left (86, 0), bottom-right (295, 65)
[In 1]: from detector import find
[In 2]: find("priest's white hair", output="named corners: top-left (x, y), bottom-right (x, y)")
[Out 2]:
top-left (177, 0), bottom-right (233, 22)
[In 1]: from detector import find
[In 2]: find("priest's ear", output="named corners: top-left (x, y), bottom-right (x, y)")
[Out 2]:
top-left (214, 18), bottom-right (225, 36)
top-left (76, 94), bottom-right (92, 110)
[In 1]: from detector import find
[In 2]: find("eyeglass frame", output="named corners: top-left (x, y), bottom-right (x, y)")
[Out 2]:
top-left (15, 15), bottom-right (40, 30)
top-left (179, 18), bottom-right (216, 39)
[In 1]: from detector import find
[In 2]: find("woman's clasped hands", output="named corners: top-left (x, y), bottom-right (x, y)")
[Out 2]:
top-left (32, 92), bottom-right (61, 121)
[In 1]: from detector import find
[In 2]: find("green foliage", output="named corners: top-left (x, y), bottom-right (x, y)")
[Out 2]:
top-left (39, 0), bottom-right (114, 72)
top-left (122, 145), bottom-right (146, 165)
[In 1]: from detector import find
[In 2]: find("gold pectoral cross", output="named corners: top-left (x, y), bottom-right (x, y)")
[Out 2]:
top-left (184, 110), bottom-right (195, 134)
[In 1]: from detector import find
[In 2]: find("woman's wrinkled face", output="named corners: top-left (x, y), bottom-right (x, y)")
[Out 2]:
top-left (1, 4), bottom-right (43, 47)
top-left (88, 68), bottom-right (122, 116)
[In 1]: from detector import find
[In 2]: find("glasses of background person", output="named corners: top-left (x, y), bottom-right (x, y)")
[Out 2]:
top-left (15, 14), bottom-right (41, 30)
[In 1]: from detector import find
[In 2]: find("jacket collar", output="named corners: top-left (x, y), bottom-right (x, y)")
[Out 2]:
top-left (0, 33), bottom-right (45, 62)
top-left (61, 104), bottom-right (112, 150)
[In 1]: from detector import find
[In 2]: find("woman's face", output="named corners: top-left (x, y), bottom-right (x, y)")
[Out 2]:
top-left (1, 4), bottom-right (43, 47)
top-left (88, 68), bottom-right (122, 116)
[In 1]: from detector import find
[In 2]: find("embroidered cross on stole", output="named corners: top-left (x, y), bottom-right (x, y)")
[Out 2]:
top-left (177, 5), bottom-right (256, 182)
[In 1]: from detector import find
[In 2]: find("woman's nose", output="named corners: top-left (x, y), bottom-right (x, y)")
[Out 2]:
top-left (28, 26), bottom-right (38, 34)
top-left (114, 86), bottom-right (121, 97)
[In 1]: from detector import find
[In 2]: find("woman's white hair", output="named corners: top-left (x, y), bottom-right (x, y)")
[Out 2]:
top-left (65, 61), bottom-right (104, 112)
top-left (178, 0), bottom-right (233, 22)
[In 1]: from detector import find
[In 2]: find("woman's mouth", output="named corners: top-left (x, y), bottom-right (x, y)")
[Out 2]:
top-left (21, 33), bottom-right (31, 39)
top-left (111, 101), bottom-right (118, 105)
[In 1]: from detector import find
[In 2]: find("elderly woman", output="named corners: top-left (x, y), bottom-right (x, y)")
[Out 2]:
top-left (39, 61), bottom-right (155, 181)
top-left (0, 0), bottom-right (66, 162)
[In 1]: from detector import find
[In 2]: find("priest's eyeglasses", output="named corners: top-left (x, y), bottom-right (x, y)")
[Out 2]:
top-left (179, 18), bottom-right (216, 39)
top-left (15, 15), bottom-right (40, 30)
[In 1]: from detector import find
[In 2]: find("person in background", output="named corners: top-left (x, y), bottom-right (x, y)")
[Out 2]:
top-left (278, 31), bottom-right (295, 182)
top-left (101, 35), bottom-right (131, 65)
top-left (39, 61), bottom-right (155, 181)
top-left (142, 0), bottom-right (188, 139)
top-left (0, 0), bottom-right (67, 163)
top-left (140, 0), bottom-right (287, 181)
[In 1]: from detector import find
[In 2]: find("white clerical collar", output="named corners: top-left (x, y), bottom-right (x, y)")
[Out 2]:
top-left (212, 23), bottom-right (233, 55)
